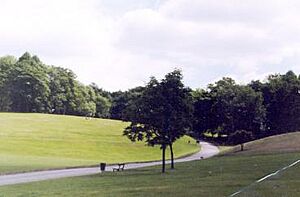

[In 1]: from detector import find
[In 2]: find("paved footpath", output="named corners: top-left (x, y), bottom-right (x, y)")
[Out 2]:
top-left (0, 141), bottom-right (219, 186)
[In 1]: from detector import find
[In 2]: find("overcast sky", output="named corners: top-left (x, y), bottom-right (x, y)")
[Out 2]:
top-left (1, 0), bottom-right (300, 91)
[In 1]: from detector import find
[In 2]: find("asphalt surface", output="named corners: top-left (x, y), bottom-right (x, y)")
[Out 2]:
top-left (0, 141), bottom-right (219, 186)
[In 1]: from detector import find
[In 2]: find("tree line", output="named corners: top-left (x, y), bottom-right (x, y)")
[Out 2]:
top-left (192, 71), bottom-right (300, 144)
top-left (1, 53), bottom-right (299, 140)
top-left (0, 53), bottom-right (111, 117)
top-left (113, 71), bottom-right (300, 145)
top-left (1, 53), bottom-right (300, 172)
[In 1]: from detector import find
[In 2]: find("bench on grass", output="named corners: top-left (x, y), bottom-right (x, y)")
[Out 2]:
top-left (113, 163), bottom-right (125, 172)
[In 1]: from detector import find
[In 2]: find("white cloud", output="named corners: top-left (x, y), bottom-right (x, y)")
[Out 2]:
top-left (115, 0), bottom-right (300, 88)
top-left (1, 0), bottom-right (300, 91)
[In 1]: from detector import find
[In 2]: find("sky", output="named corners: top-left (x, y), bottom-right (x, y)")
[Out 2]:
top-left (1, 0), bottom-right (300, 91)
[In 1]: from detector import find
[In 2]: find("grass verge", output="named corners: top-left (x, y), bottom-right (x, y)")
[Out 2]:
top-left (0, 152), bottom-right (299, 197)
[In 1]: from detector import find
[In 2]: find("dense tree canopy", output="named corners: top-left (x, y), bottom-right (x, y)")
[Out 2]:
top-left (0, 53), bottom-right (111, 117)
top-left (193, 77), bottom-right (266, 143)
top-left (250, 71), bottom-right (300, 135)
top-left (1, 52), bottom-right (299, 148)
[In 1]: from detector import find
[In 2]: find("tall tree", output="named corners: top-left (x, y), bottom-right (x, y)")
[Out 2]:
top-left (110, 87), bottom-right (144, 120)
top-left (0, 56), bottom-right (16, 111)
top-left (123, 70), bottom-right (193, 172)
top-left (9, 52), bottom-right (50, 112)
top-left (192, 89), bottom-right (214, 139)
top-left (259, 71), bottom-right (300, 135)
top-left (205, 78), bottom-right (266, 140)
top-left (160, 70), bottom-right (193, 169)
top-left (48, 66), bottom-right (74, 114)
top-left (0, 53), bottom-right (113, 117)
top-left (90, 83), bottom-right (112, 118)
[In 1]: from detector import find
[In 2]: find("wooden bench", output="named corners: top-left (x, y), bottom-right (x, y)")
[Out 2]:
top-left (113, 163), bottom-right (125, 172)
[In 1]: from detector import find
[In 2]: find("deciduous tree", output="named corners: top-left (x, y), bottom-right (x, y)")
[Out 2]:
top-left (123, 70), bottom-right (193, 172)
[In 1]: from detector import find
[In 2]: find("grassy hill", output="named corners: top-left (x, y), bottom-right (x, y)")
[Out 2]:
top-left (221, 132), bottom-right (300, 155)
top-left (1, 131), bottom-right (299, 196)
top-left (0, 113), bottom-right (199, 174)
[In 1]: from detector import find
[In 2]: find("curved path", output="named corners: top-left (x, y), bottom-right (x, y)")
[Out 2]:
top-left (0, 141), bottom-right (219, 187)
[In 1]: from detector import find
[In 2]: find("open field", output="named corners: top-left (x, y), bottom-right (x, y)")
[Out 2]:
top-left (0, 132), bottom-right (299, 196)
top-left (0, 113), bottom-right (199, 174)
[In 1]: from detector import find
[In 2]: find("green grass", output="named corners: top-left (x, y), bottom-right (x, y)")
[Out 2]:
top-left (0, 152), bottom-right (299, 197)
top-left (221, 132), bottom-right (300, 156)
top-left (218, 146), bottom-right (233, 153)
top-left (1, 115), bottom-right (299, 196)
top-left (238, 161), bottom-right (300, 196)
top-left (0, 113), bottom-right (199, 174)
top-left (1, 132), bottom-right (300, 196)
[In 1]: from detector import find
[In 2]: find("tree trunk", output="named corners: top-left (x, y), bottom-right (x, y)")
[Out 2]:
top-left (240, 143), bottom-right (244, 151)
top-left (169, 143), bottom-right (174, 169)
top-left (162, 144), bottom-right (166, 173)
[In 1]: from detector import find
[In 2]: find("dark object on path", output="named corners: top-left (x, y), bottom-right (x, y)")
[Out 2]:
top-left (113, 163), bottom-right (125, 172)
top-left (100, 163), bottom-right (106, 172)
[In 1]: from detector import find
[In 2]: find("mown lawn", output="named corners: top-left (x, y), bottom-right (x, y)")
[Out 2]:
top-left (0, 113), bottom-right (199, 174)
top-left (0, 152), bottom-right (299, 197)
top-left (239, 160), bottom-right (300, 196)
top-left (220, 131), bottom-right (300, 156)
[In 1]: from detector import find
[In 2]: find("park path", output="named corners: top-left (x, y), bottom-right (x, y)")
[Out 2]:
top-left (0, 141), bottom-right (219, 187)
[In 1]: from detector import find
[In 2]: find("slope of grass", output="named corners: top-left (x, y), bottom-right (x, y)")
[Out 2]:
top-left (0, 113), bottom-right (199, 174)
top-left (0, 152), bottom-right (299, 197)
top-left (221, 131), bottom-right (300, 156)
top-left (2, 115), bottom-right (300, 196)
top-left (1, 131), bottom-right (300, 196)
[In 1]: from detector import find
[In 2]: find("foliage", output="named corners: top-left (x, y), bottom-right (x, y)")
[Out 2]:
top-left (0, 52), bottom-right (111, 117)
top-left (1, 52), bottom-right (300, 146)
top-left (0, 56), bottom-right (16, 111)
top-left (193, 71), bottom-right (300, 145)
top-left (193, 77), bottom-right (266, 143)
top-left (110, 87), bottom-right (144, 120)
top-left (228, 130), bottom-right (254, 151)
top-left (123, 70), bottom-right (194, 172)
top-left (251, 71), bottom-right (300, 135)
